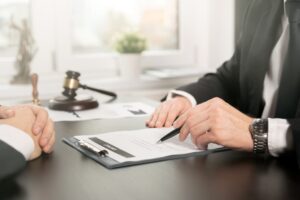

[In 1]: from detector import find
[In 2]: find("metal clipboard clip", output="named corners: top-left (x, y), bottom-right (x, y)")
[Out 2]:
top-left (78, 139), bottom-right (108, 157)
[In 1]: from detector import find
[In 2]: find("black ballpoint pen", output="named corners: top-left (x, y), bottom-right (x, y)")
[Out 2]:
top-left (156, 127), bottom-right (181, 144)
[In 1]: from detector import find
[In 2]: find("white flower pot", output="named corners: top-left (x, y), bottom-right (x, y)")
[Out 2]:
top-left (118, 54), bottom-right (141, 80)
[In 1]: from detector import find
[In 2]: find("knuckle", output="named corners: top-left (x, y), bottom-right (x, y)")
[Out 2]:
top-left (211, 97), bottom-right (223, 106)
top-left (210, 106), bottom-right (222, 116)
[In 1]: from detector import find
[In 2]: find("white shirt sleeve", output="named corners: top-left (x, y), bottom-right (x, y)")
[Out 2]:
top-left (268, 118), bottom-right (292, 157)
top-left (0, 125), bottom-right (34, 160)
top-left (167, 90), bottom-right (197, 107)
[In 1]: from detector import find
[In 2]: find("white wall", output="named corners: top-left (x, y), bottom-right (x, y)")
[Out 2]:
top-left (194, 0), bottom-right (235, 71)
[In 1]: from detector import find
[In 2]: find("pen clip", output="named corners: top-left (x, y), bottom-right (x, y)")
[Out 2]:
top-left (78, 139), bottom-right (108, 157)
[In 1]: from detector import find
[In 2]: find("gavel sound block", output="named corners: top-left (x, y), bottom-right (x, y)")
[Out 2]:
top-left (48, 71), bottom-right (99, 111)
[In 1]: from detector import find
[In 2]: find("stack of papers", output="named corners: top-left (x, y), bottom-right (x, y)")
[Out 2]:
top-left (47, 102), bottom-right (155, 122)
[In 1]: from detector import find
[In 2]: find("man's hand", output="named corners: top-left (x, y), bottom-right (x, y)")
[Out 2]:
top-left (0, 107), bottom-right (42, 160)
top-left (173, 97), bottom-right (254, 151)
top-left (2, 105), bottom-right (55, 154)
top-left (146, 96), bottom-right (192, 128)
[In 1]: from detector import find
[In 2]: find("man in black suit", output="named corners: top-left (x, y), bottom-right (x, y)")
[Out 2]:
top-left (0, 105), bottom-right (55, 181)
top-left (147, 0), bottom-right (300, 160)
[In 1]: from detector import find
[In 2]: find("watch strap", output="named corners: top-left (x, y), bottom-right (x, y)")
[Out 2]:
top-left (250, 119), bottom-right (268, 154)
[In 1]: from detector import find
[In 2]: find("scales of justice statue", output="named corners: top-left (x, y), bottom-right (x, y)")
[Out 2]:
top-left (10, 19), bottom-right (38, 84)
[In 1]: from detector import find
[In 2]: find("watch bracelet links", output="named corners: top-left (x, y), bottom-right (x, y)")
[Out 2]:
top-left (251, 119), bottom-right (268, 154)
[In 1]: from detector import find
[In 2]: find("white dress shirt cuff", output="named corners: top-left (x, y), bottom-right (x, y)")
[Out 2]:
top-left (267, 118), bottom-right (292, 157)
top-left (167, 90), bottom-right (197, 107)
top-left (0, 125), bottom-right (34, 160)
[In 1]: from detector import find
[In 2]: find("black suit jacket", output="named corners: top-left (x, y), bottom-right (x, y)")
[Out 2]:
top-left (179, 0), bottom-right (300, 163)
top-left (0, 140), bottom-right (26, 182)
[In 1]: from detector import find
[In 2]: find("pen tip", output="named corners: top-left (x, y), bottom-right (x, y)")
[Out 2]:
top-left (156, 140), bottom-right (162, 144)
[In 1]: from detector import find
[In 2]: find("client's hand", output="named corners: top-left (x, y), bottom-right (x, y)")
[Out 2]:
top-left (9, 105), bottom-right (55, 153)
top-left (0, 106), bottom-right (42, 160)
top-left (146, 96), bottom-right (192, 128)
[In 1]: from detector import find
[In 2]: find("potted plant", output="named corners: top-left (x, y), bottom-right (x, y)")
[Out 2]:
top-left (114, 32), bottom-right (147, 79)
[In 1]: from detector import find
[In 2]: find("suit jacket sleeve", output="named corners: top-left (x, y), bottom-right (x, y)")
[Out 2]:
top-left (178, 45), bottom-right (241, 106)
top-left (0, 140), bottom-right (26, 182)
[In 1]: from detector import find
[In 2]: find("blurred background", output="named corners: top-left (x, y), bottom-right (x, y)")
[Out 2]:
top-left (0, 0), bottom-right (249, 102)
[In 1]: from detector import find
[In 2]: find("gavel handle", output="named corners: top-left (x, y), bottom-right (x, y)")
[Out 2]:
top-left (79, 84), bottom-right (117, 100)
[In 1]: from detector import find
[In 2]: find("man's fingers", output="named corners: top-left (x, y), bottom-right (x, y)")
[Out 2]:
top-left (39, 119), bottom-right (54, 147)
top-left (146, 114), bottom-right (154, 127)
top-left (173, 110), bottom-right (189, 128)
top-left (179, 125), bottom-right (190, 141)
top-left (43, 131), bottom-right (55, 153)
top-left (190, 120), bottom-right (211, 144)
top-left (31, 106), bottom-right (49, 135)
top-left (155, 103), bottom-right (172, 128)
top-left (147, 106), bottom-right (161, 128)
top-left (195, 132), bottom-right (214, 150)
top-left (173, 101), bottom-right (209, 128)
top-left (179, 114), bottom-right (210, 142)
top-left (164, 103), bottom-right (183, 127)
top-left (180, 109), bottom-right (209, 135)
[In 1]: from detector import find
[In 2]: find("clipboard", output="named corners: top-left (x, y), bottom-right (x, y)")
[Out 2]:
top-left (63, 137), bottom-right (227, 169)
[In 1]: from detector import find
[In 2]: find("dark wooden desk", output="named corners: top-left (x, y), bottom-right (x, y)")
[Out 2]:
top-left (1, 117), bottom-right (300, 200)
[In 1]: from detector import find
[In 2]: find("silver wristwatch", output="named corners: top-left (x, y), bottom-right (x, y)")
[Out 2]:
top-left (249, 119), bottom-right (268, 154)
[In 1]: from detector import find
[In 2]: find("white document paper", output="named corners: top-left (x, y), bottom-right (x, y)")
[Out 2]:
top-left (47, 102), bottom-right (155, 122)
top-left (75, 128), bottom-right (222, 163)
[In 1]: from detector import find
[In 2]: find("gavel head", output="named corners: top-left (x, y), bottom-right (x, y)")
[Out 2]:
top-left (62, 71), bottom-right (81, 99)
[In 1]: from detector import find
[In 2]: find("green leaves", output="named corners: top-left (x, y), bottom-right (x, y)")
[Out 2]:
top-left (114, 32), bottom-right (147, 54)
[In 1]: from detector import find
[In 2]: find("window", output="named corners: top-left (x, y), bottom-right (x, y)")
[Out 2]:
top-left (56, 0), bottom-right (196, 73)
top-left (72, 0), bottom-right (179, 53)
top-left (0, 0), bottom-right (198, 78)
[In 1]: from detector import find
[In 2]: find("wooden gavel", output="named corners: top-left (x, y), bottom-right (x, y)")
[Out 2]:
top-left (62, 71), bottom-right (117, 100)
